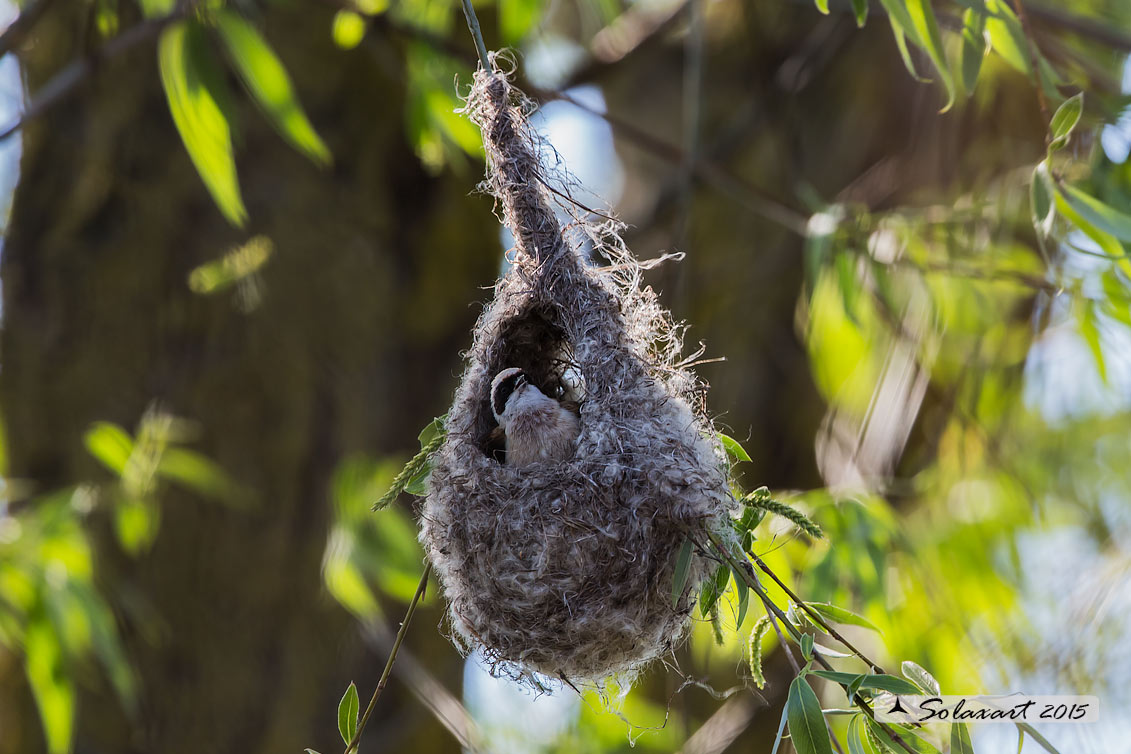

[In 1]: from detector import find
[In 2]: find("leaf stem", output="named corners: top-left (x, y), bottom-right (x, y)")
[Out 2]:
top-left (344, 564), bottom-right (432, 754)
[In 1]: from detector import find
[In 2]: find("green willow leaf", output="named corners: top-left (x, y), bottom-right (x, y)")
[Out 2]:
top-left (338, 681), bottom-right (359, 745)
top-left (1015, 723), bottom-right (1063, 754)
top-left (215, 10), bottom-right (331, 166)
top-left (25, 618), bottom-right (75, 754)
top-left (900, 660), bottom-right (941, 695)
top-left (851, 0), bottom-right (867, 27)
top-left (887, 16), bottom-right (928, 83)
top-left (787, 675), bottom-right (835, 754)
top-left (1054, 191), bottom-right (1127, 260)
top-left (805, 602), bottom-right (879, 632)
top-left (733, 567), bottom-right (750, 627)
top-left (1079, 301), bottom-right (1108, 384)
top-left (418, 416), bottom-right (446, 447)
top-left (814, 0), bottom-right (830, 14)
top-left (960, 8), bottom-right (986, 93)
top-left (1030, 162), bottom-right (1054, 238)
top-left (672, 538), bottom-right (693, 606)
top-left (158, 21), bottom-right (247, 226)
top-left (157, 447), bottom-right (236, 500)
top-left (847, 715), bottom-right (869, 754)
top-left (951, 723), bottom-right (975, 754)
top-left (718, 433), bottom-right (752, 463)
top-left (984, 0), bottom-right (1031, 75)
top-left (84, 422), bottom-right (134, 475)
top-left (904, 0), bottom-right (956, 110)
top-left (1059, 184), bottom-right (1131, 242)
top-left (810, 671), bottom-right (921, 696)
top-left (1048, 92), bottom-right (1083, 151)
top-left (138, 0), bottom-right (174, 17)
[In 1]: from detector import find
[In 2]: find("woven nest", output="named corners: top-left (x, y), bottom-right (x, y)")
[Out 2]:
top-left (420, 63), bottom-right (734, 687)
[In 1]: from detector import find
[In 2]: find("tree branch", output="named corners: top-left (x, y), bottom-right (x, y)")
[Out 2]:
top-left (344, 564), bottom-right (431, 754)
top-left (0, 0), bottom-right (58, 59)
top-left (0, 10), bottom-right (188, 142)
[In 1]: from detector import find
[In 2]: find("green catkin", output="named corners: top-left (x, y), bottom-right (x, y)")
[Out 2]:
top-left (741, 489), bottom-right (822, 539)
top-left (373, 431), bottom-right (445, 511)
top-left (747, 615), bottom-right (771, 688)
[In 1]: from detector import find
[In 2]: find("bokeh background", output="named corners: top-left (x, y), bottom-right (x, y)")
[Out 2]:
top-left (1, 0), bottom-right (1131, 752)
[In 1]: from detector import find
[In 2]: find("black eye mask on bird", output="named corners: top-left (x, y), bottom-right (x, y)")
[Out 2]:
top-left (491, 369), bottom-right (526, 418)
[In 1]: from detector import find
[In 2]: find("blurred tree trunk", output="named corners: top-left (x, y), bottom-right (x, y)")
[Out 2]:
top-left (0, 4), bottom-right (495, 753)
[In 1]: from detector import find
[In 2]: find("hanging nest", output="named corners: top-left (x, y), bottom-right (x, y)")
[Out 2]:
top-left (420, 61), bottom-right (734, 687)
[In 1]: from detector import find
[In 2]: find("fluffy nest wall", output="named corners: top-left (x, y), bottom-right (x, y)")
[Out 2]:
top-left (420, 62), bottom-right (734, 687)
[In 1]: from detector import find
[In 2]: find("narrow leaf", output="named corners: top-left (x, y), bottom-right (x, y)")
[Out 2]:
top-left (951, 723), bottom-right (974, 754)
top-left (138, 0), bottom-right (174, 17)
top-left (418, 416), bottom-right (446, 447)
top-left (887, 17), bottom-right (928, 83)
top-left (810, 671), bottom-right (921, 696)
top-left (1079, 301), bottom-right (1108, 384)
top-left (805, 602), bottom-right (879, 632)
top-left (215, 10), bottom-right (332, 166)
top-left (801, 633), bottom-right (814, 659)
top-left (1059, 184), bottom-right (1131, 242)
top-left (835, 251), bottom-right (860, 323)
top-left (900, 661), bottom-right (941, 695)
top-left (851, 0), bottom-right (867, 27)
top-left (338, 682), bottom-right (359, 745)
top-left (787, 675), bottom-right (835, 754)
top-left (1030, 162), bottom-right (1054, 238)
top-left (1054, 191), bottom-right (1127, 259)
top-left (984, 0), bottom-right (1031, 76)
top-left (1015, 723), bottom-right (1063, 754)
top-left (733, 567), bottom-right (750, 627)
top-left (159, 21), bottom-right (247, 226)
top-left (1048, 92), bottom-right (1083, 151)
top-left (84, 422), bottom-right (135, 475)
top-left (847, 715), bottom-right (868, 754)
top-left (960, 8), bottom-right (987, 93)
top-left (718, 433), bottom-right (752, 463)
top-left (814, 0), bottom-right (830, 14)
top-left (672, 538), bottom-right (693, 606)
top-left (904, 0), bottom-right (956, 110)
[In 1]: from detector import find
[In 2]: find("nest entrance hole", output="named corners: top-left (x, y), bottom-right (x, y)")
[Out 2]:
top-left (475, 303), bottom-right (584, 457)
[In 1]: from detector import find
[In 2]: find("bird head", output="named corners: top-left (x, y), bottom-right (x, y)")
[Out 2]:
top-left (491, 367), bottom-right (528, 424)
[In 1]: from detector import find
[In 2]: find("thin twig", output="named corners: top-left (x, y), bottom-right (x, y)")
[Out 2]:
top-left (0, 0), bottom-right (58, 59)
top-left (0, 9), bottom-right (187, 142)
top-left (344, 564), bottom-right (432, 754)
top-left (1011, 0), bottom-right (1051, 128)
top-left (747, 551), bottom-right (886, 674)
top-left (458, 0), bottom-right (490, 71)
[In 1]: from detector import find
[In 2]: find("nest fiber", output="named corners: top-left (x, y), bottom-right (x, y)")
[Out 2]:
top-left (420, 64), bottom-right (732, 686)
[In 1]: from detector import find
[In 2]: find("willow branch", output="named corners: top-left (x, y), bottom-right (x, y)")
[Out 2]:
top-left (344, 564), bottom-right (432, 754)
top-left (704, 530), bottom-right (919, 754)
